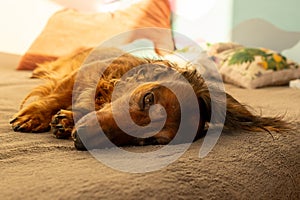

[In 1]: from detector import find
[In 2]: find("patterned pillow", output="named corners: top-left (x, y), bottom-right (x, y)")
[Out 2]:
top-left (208, 43), bottom-right (300, 89)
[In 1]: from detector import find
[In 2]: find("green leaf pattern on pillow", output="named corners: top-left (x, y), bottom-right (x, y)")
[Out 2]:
top-left (228, 48), bottom-right (294, 71)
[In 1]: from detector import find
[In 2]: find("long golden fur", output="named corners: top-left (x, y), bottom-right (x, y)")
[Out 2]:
top-left (10, 47), bottom-right (290, 150)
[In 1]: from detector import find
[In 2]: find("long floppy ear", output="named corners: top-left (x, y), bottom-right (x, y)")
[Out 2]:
top-left (198, 89), bottom-right (291, 133)
top-left (178, 67), bottom-right (290, 135)
top-left (223, 94), bottom-right (290, 132)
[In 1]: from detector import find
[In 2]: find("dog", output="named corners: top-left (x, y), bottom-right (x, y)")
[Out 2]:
top-left (10, 47), bottom-right (290, 150)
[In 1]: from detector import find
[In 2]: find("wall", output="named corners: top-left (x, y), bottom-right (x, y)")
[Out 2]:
top-left (231, 0), bottom-right (300, 62)
top-left (171, 0), bottom-right (300, 62)
top-left (0, 0), bottom-right (157, 55)
top-left (171, 0), bottom-right (233, 47)
top-left (0, 0), bottom-right (63, 55)
top-left (232, 0), bottom-right (300, 32)
top-left (1, 0), bottom-right (299, 62)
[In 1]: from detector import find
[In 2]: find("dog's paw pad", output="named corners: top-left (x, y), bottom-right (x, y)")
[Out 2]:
top-left (51, 110), bottom-right (74, 139)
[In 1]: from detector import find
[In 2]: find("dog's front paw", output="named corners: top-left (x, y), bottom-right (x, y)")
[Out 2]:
top-left (10, 113), bottom-right (51, 133)
top-left (51, 109), bottom-right (74, 139)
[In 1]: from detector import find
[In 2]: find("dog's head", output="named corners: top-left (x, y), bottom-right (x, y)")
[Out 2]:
top-left (72, 64), bottom-right (209, 150)
top-left (74, 83), bottom-right (207, 150)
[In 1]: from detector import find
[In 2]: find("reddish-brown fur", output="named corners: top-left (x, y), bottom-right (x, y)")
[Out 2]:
top-left (17, 53), bottom-right (58, 70)
top-left (10, 47), bottom-right (290, 150)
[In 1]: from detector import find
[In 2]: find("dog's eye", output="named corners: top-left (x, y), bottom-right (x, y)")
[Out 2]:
top-left (142, 92), bottom-right (154, 110)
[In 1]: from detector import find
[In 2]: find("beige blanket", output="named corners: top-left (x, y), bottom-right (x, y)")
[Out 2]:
top-left (0, 52), bottom-right (299, 199)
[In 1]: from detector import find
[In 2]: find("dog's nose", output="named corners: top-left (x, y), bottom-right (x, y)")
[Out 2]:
top-left (73, 128), bottom-right (87, 151)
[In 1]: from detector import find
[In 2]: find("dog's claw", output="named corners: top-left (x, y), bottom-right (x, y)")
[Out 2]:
top-left (13, 125), bottom-right (21, 131)
top-left (52, 123), bottom-right (70, 139)
top-left (9, 117), bottom-right (18, 124)
top-left (55, 129), bottom-right (70, 139)
top-left (51, 118), bottom-right (58, 125)
top-left (52, 128), bottom-right (58, 135)
top-left (58, 128), bottom-right (65, 132)
top-left (56, 114), bottom-right (67, 119)
top-left (55, 124), bottom-right (63, 129)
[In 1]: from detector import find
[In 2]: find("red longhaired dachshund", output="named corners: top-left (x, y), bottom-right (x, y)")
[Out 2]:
top-left (10, 47), bottom-right (289, 150)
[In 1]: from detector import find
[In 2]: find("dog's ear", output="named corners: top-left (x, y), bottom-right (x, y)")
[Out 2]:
top-left (197, 88), bottom-right (290, 133)
top-left (178, 67), bottom-right (290, 134)
top-left (196, 88), bottom-right (226, 128)
top-left (197, 90), bottom-right (212, 123)
top-left (179, 69), bottom-right (211, 121)
top-left (223, 94), bottom-right (290, 132)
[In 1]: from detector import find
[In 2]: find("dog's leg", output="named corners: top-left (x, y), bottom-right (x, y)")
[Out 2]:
top-left (10, 97), bottom-right (70, 133)
top-left (10, 71), bottom-right (77, 133)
